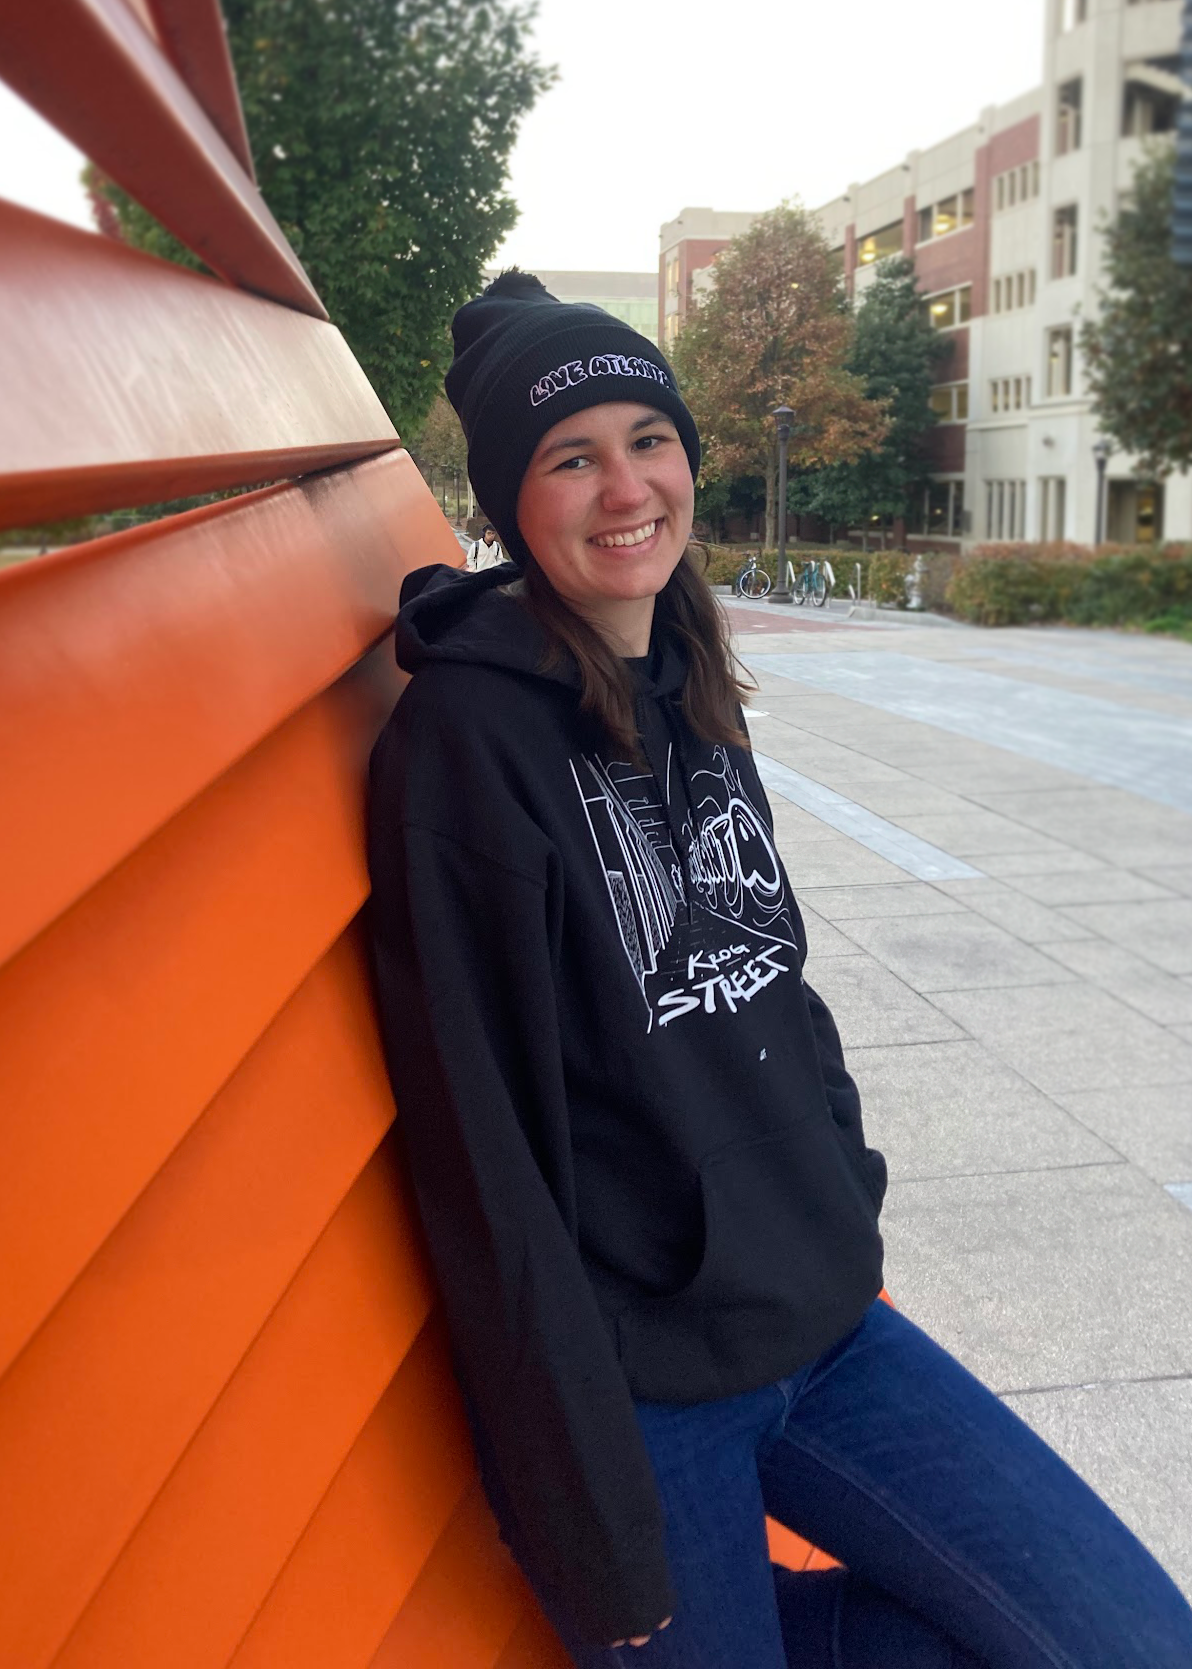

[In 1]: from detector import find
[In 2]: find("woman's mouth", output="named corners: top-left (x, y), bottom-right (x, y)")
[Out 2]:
top-left (589, 518), bottom-right (662, 551)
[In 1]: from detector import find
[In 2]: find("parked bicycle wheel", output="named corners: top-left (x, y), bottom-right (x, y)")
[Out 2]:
top-left (810, 565), bottom-right (828, 607)
top-left (793, 568), bottom-right (808, 605)
top-left (738, 565), bottom-right (771, 599)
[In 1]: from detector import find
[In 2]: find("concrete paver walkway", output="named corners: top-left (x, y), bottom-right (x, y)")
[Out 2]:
top-left (728, 597), bottom-right (1192, 1595)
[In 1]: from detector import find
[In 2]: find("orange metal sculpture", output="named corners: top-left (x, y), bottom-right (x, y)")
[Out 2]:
top-left (0, 6), bottom-right (837, 1663)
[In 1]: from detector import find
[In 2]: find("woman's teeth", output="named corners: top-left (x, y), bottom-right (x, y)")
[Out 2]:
top-left (592, 520), bottom-right (657, 549)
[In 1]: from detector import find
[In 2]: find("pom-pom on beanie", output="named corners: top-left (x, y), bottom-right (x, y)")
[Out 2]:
top-left (444, 270), bottom-right (701, 566)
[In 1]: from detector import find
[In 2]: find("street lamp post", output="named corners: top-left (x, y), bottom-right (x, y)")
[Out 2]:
top-left (769, 405), bottom-right (795, 605)
top-left (1092, 439), bottom-right (1110, 547)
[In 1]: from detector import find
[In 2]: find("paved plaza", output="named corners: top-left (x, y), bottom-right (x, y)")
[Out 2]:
top-left (725, 595), bottom-right (1192, 1595)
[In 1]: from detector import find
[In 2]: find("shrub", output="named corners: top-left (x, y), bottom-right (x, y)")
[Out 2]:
top-left (946, 543), bottom-right (1192, 628)
top-left (867, 553), bottom-right (913, 606)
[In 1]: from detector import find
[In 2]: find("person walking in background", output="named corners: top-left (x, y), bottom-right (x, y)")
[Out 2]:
top-left (367, 272), bottom-right (1192, 1667)
top-left (466, 522), bottom-right (505, 569)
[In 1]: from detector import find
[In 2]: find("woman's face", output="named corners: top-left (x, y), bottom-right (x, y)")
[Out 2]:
top-left (516, 402), bottom-right (694, 614)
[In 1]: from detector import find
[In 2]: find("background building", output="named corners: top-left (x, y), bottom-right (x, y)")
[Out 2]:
top-left (488, 268), bottom-right (659, 345)
top-left (659, 0), bottom-right (1190, 550)
top-left (658, 208), bottom-right (761, 347)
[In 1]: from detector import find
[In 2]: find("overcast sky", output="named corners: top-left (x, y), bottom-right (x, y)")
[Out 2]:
top-left (1, 0), bottom-right (1046, 272)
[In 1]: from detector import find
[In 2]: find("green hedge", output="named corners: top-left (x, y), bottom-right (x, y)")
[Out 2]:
top-left (946, 544), bottom-right (1192, 629)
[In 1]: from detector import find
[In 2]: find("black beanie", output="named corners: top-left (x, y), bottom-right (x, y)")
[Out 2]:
top-left (444, 271), bottom-right (701, 565)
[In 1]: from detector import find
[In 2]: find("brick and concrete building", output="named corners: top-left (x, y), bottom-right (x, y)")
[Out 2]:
top-left (488, 269), bottom-right (659, 346)
top-left (658, 209), bottom-right (761, 349)
top-left (659, 0), bottom-right (1190, 550)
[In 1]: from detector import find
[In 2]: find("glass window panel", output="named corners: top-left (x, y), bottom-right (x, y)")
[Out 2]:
top-left (956, 384), bottom-right (969, 420)
top-left (1008, 171), bottom-right (1018, 206)
top-left (996, 175), bottom-right (1006, 211)
top-left (918, 205), bottom-right (934, 242)
top-left (929, 388), bottom-right (953, 419)
top-left (958, 286), bottom-right (972, 322)
top-left (927, 292), bottom-right (955, 329)
top-left (950, 481), bottom-right (965, 537)
top-left (990, 380), bottom-right (1000, 413)
top-left (1016, 272), bottom-right (1026, 307)
top-left (1013, 377), bottom-right (1023, 409)
top-left (935, 196), bottom-right (958, 237)
top-left (961, 188), bottom-right (974, 226)
top-left (927, 481), bottom-right (950, 531)
top-left (993, 277), bottom-right (1002, 312)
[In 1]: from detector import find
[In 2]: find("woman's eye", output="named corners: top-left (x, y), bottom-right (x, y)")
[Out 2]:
top-left (556, 455), bottom-right (591, 471)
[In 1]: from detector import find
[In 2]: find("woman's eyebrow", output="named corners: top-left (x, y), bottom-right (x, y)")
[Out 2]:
top-left (539, 413), bottom-right (674, 460)
top-left (539, 432), bottom-right (592, 458)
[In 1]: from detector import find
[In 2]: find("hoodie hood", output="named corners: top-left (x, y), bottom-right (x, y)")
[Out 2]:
top-left (394, 561), bottom-right (688, 698)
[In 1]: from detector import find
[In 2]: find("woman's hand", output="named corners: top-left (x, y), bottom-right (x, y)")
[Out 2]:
top-left (610, 1615), bottom-right (672, 1649)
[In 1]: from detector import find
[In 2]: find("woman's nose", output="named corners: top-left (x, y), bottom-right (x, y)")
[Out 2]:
top-left (600, 458), bottom-right (650, 511)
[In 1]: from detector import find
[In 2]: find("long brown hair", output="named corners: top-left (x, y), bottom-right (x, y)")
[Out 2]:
top-left (519, 545), bottom-right (754, 758)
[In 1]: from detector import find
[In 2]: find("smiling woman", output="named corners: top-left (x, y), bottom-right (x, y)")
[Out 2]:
top-left (365, 271), bottom-right (1192, 1669)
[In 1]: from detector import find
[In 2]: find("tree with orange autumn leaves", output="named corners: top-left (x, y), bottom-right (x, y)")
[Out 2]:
top-left (671, 204), bottom-right (889, 548)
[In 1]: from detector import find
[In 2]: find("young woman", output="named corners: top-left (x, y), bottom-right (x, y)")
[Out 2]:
top-left (368, 274), bottom-right (1192, 1667)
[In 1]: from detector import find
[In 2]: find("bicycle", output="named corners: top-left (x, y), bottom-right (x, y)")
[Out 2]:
top-left (788, 556), bottom-right (833, 608)
top-left (734, 551), bottom-right (772, 599)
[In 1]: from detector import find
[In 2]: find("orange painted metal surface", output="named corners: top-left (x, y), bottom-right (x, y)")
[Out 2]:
top-left (0, 0), bottom-right (323, 312)
top-left (147, 0), bottom-right (256, 178)
top-left (0, 447), bottom-right (455, 966)
top-left (0, 203), bottom-right (399, 529)
top-left (0, 1), bottom-right (862, 1658)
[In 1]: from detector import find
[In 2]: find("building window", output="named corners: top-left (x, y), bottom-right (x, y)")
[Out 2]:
top-left (664, 312), bottom-right (680, 345)
top-left (916, 191), bottom-right (974, 244)
top-left (923, 285), bottom-right (972, 330)
top-left (930, 382), bottom-right (969, 422)
top-left (991, 268), bottom-right (1038, 313)
top-left (1046, 326), bottom-right (1074, 396)
top-left (1056, 78), bottom-right (1083, 154)
top-left (993, 162), bottom-right (1041, 214)
top-left (1040, 476), bottom-right (1067, 541)
top-left (985, 479), bottom-right (1027, 539)
top-left (1052, 206), bottom-right (1078, 278)
top-left (922, 479), bottom-right (966, 538)
top-left (665, 256), bottom-right (680, 298)
top-left (1122, 58), bottom-right (1181, 137)
top-left (857, 222), bottom-right (903, 266)
top-left (1059, 0), bottom-right (1087, 29)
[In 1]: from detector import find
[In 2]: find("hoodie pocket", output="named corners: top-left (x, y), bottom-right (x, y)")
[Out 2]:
top-left (615, 1121), bottom-right (884, 1401)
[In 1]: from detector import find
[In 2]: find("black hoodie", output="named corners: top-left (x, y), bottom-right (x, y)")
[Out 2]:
top-left (367, 564), bottom-right (886, 1645)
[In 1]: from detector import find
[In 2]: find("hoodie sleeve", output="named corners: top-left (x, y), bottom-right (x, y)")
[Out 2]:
top-left (368, 731), bottom-right (675, 1645)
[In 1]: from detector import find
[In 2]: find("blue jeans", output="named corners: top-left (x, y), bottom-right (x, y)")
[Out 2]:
top-left (486, 1300), bottom-right (1192, 1667)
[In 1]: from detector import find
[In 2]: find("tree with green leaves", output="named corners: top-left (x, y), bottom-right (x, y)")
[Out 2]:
top-left (1081, 144), bottom-right (1192, 473)
top-left (670, 204), bottom-right (887, 549)
top-left (87, 0), bottom-right (552, 433)
top-left (790, 256), bottom-right (950, 544)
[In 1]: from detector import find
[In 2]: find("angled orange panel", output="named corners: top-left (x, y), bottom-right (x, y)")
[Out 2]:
top-left (0, 0), bottom-right (322, 312)
top-left (52, 1151), bottom-right (434, 1669)
top-left (147, 0), bottom-right (255, 178)
top-left (227, 1320), bottom-right (475, 1669)
top-left (493, 1609), bottom-right (573, 1669)
top-left (0, 927), bottom-right (401, 1669)
top-left (0, 445), bottom-right (455, 964)
top-left (0, 655), bottom-right (395, 1373)
top-left (767, 1520), bottom-right (820, 1573)
top-left (368, 1486), bottom-right (533, 1669)
top-left (0, 206), bottom-right (401, 529)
